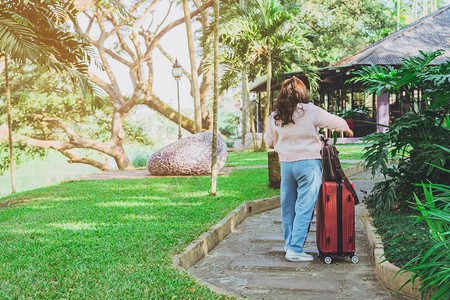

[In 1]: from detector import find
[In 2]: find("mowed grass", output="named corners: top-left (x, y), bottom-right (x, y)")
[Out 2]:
top-left (225, 145), bottom-right (366, 167)
top-left (225, 151), bottom-right (268, 166)
top-left (0, 169), bottom-right (279, 299)
top-left (335, 145), bottom-right (366, 161)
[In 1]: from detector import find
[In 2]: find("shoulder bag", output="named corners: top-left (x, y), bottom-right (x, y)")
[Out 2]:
top-left (320, 136), bottom-right (360, 204)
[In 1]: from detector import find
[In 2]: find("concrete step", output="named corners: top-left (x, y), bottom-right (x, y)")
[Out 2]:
top-left (229, 258), bottom-right (310, 271)
top-left (252, 234), bottom-right (316, 243)
top-left (268, 246), bottom-right (319, 255)
top-left (247, 276), bottom-right (340, 292)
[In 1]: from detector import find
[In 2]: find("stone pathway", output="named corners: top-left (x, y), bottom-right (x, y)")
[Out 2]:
top-left (188, 170), bottom-right (410, 299)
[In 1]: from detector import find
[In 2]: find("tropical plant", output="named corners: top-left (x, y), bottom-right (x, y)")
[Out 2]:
top-left (387, 157), bottom-right (450, 299)
top-left (217, 1), bottom-right (259, 147)
top-left (350, 50), bottom-right (450, 212)
top-left (0, 0), bottom-right (96, 193)
top-left (0, 0), bottom-right (96, 94)
top-left (334, 106), bottom-right (372, 120)
top-left (220, 0), bottom-right (313, 150)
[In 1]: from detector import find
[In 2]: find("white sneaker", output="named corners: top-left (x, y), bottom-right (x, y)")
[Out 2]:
top-left (285, 249), bottom-right (313, 262)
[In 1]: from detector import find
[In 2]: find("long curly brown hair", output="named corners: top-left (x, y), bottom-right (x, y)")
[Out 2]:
top-left (273, 76), bottom-right (310, 126)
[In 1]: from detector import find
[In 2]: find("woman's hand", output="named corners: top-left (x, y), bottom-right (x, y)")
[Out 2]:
top-left (345, 129), bottom-right (354, 137)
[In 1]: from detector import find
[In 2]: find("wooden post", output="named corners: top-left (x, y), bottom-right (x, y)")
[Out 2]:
top-left (5, 56), bottom-right (16, 193)
top-left (210, 0), bottom-right (219, 196)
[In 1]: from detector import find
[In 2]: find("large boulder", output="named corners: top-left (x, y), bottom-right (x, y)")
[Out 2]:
top-left (147, 131), bottom-right (228, 176)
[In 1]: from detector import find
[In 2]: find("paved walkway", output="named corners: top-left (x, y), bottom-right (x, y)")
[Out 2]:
top-left (188, 170), bottom-right (410, 299)
top-left (73, 163), bottom-right (359, 181)
top-left (72, 166), bottom-right (237, 181)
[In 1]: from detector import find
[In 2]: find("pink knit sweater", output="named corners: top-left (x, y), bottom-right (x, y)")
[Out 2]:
top-left (264, 103), bottom-right (350, 162)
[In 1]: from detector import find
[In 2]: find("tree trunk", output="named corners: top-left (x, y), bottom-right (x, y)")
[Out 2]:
top-left (249, 99), bottom-right (258, 150)
top-left (108, 107), bottom-right (133, 169)
top-left (110, 146), bottom-right (133, 170)
top-left (200, 70), bottom-right (212, 130)
top-left (5, 56), bottom-right (16, 193)
top-left (210, 0), bottom-right (219, 196)
top-left (397, 0), bottom-right (400, 30)
top-left (241, 71), bottom-right (249, 147)
top-left (260, 52), bottom-right (272, 151)
top-left (182, 0), bottom-right (202, 133)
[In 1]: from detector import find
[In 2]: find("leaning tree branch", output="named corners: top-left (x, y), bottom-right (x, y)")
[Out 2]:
top-left (88, 72), bottom-right (116, 97)
top-left (3, 134), bottom-right (112, 171)
top-left (156, 44), bottom-right (192, 81)
top-left (58, 149), bottom-right (111, 170)
top-left (37, 115), bottom-right (78, 141)
top-left (104, 48), bottom-right (133, 67)
top-left (83, 12), bottom-right (95, 36)
top-left (142, 94), bottom-right (195, 134)
top-left (95, 12), bottom-right (123, 101)
top-left (104, 0), bottom-right (148, 39)
top-left (11, 135), bottom-right (75, 150)
top-left (106, 15), bottom-right (137, 61)
top-left (35, 115), bottom-right (114, 154)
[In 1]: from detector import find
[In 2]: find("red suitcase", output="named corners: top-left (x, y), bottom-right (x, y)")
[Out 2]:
top-left (316, 181), bottom-right (359, 264)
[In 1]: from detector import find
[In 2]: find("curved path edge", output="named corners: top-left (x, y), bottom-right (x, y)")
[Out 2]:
top-left (359, 204), bottom-right (421, 299)
top-left (173, 196), bottom-right (281, 270)
top-left (172, 196), bottom-right (281, 297)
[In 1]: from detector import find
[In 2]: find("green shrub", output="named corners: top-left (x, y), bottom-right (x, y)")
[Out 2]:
top-left (219, 113), bottom-right (239, 138)
top-left (381, 147), bottom-right (450, 299)
top-left (388, 179), bottom-right (450, 299)
top-left (351, 50), bottom-right (450, 212)
top-left (132, 153), bottom-right (148, 168)
top-left (371, 209), bottom-right (430, 266)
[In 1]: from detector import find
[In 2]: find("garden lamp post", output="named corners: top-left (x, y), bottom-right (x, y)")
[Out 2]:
top-left (172, 59), bottom-right (183, 139)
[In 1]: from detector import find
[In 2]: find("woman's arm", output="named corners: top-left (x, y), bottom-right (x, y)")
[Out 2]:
top-left (314, 106), bottom-right (353, 136)
top-left (264, 115), bottom-right (278, 148)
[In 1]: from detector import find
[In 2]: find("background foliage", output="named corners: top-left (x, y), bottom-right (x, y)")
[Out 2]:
top-left (351, 50), bottom-right (450, 212)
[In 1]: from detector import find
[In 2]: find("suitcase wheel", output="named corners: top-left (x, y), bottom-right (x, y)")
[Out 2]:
top-left (324, 256), bottom-right (333, 264)
top-left (351, 255), bottom-right (359, 264)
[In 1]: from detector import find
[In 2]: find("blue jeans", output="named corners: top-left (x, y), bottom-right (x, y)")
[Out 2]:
top-left (280, 159), bottom-right (322, 253)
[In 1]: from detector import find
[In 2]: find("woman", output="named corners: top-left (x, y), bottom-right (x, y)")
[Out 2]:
top-left (264, 76), bottom-right (353, 262)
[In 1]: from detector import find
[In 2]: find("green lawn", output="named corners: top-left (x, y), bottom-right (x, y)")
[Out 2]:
top-left (225, 145), bottom-right (366, 167)
top-left (335, 145), bottom-right (366, 161)
top-left (0, 169), bottom-right (278, 299)
top-left (225, 151), bottom-right (268, 166)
